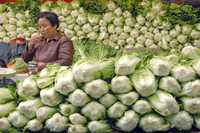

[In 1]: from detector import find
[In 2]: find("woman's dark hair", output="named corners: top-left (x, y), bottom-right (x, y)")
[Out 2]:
top-left (37, 12), bottom-right (60, 28)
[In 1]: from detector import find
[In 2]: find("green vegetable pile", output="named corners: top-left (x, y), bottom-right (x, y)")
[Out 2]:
top-left (0, 45), bottom-right (200, 132)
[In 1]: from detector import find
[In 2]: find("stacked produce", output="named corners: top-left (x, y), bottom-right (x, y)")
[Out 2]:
top-left (0, 45), bottom-right (200, 132)
top-left (0, 87), bottom-right (17, 132)
top-left (0, 8), bottom-right (37, 42)
top-left (7, 58), bottom-right (28, 73)
top-left (0, 0), bottom-right (200, 50)
top-left (40, 0), bottom-right (200, 50)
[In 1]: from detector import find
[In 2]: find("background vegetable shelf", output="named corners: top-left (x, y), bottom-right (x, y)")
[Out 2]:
top-left (0, 0), bottom-right (199, 51)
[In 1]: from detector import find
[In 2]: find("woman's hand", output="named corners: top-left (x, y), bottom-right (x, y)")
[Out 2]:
top-left (28, 36), bottom-right (41, 51)
top-left (37, 62), bottom-right (46, 71)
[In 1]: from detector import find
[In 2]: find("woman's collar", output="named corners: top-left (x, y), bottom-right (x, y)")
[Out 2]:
top-left (42, 34), bottom-right (61, 42)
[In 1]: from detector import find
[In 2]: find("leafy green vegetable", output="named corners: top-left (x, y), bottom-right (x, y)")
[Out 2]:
top-left (73, 40), bottom-right (118, 63)
top-left (113, 0), bottom-right (136, 11)
top-left (163, 3), bottom-right (200, 25)
top-left (77, 0), bottom-right (107, 14)
top-left (6, 0), bottom-right (40, 25)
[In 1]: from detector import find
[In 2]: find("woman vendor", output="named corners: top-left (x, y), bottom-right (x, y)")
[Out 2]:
top-left (22, 12), bottom-right (74, 72)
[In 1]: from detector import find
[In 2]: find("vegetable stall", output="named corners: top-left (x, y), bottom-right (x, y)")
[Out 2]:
top-left (0, 0), bottom-right (200, 133)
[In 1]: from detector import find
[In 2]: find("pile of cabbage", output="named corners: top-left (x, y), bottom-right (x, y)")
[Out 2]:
top-left (45, 0), bottom-right (200, 50)
top-left (0, 9), bottom-right (37, 41)
top-left (0, 46), bottom-right (200, 132)
top-left (0, 0), bottom-right (200, 51)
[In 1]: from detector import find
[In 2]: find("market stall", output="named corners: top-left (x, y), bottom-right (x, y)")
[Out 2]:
top-left (0, 0), bottom-right (200, 133)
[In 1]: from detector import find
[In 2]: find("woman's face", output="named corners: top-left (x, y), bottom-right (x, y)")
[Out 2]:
top-left (38, 18), bottom-right (57, 38)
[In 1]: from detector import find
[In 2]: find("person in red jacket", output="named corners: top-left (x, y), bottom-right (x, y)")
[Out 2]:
top-left (22, 12), bottom-right (74, 71)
